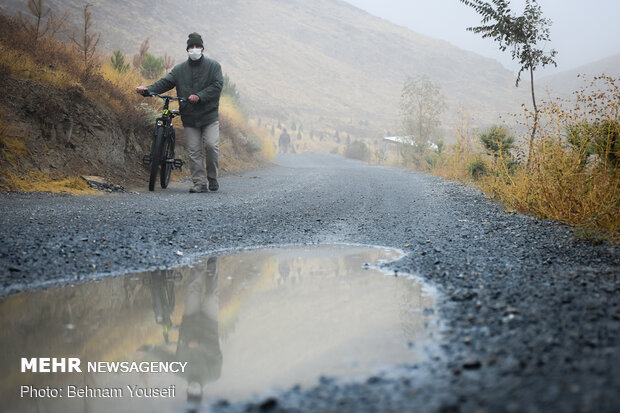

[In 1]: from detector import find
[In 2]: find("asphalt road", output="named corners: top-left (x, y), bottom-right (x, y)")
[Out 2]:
top-left (1, 154), bottom-right (618, 412)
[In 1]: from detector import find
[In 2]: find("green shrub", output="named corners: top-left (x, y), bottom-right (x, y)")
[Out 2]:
top-left (478, 125), bottom-right (515, 158)
top-left (344, 140), bottom-right (370, 161)
top-left (466, 158), bottom-right (488, 180)
top-left (110, 50), bottom-right (130, 73)
top-left (140, 53), bottom-right (164, 79)
top-left (567, 120), bottom-right (619, 169)
top-left (222, 74), bottom-right (241, 107)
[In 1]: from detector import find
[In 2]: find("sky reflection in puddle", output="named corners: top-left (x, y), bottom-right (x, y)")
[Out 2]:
top-left (0, 244), bottom-right (439, 412)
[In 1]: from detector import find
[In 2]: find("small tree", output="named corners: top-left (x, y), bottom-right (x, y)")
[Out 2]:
top-left (69, 3), bottom-right (100, 80)
top-left (400, 75), bottom-right (447, 143)
top-left (459, 0), bottom-right (557, 166)
top-left (110, 50), bottom-right (130, 73)
top-left (478, 125), bottom-right (518, 175)
top-left (140, 53), bottom-right (164, 79)
top-left (478, 125), bottom-right (515, 158)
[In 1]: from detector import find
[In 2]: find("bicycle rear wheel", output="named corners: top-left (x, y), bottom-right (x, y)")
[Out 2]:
top-left (160, 129), bottom-right (175, 189)
top-left (149, 127), bottom-right (165, 191)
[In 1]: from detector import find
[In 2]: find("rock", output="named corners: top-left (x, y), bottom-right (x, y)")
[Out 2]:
top-left (259, 397), bottom-right (278, 411)
top-left (81, 176), bottom-right (125, 192)
top-left (367, 376), bottom-right (382, 384)
top-left (450, 288), bottom-right (477, 301)
top-left (462, 360), bottom-right (482, 370)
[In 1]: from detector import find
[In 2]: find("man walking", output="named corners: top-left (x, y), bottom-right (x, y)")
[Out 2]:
top-left (278, 128), bottom-right (291, 153)
top-left (136, 32), bottom-right (223, 193)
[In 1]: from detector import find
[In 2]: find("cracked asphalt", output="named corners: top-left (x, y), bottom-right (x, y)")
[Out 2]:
top-left (1, 153), bottom-right (618, 412)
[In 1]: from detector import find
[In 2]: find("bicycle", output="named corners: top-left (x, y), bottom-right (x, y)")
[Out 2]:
top-left (144, 270), bottom-right (182, 343)
top-left (141, 93), bottom-right (186, 191)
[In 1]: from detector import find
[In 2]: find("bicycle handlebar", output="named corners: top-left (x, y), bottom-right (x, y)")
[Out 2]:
top-left (145, 92), bottom-right (187, 102)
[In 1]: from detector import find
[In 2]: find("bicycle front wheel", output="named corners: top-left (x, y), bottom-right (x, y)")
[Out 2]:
top-left (160, 129), bottom-right (175, 189)
top-left (149, 127), bottom-right (165, 191)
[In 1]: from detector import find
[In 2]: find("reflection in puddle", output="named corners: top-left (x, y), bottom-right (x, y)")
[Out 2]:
top-left (0, 245), bottom-right (439, 412)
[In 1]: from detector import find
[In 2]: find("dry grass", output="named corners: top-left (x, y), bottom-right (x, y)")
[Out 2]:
top-left (478, 76), bottom-right (619, 240)
top-left (0, 137), bottom-right (30, 168)
top-left (479, 145), bottom-right (619, 240)
top-left (99, 61), bottom-right (153, 120)
top-left (0, 168), bottom-right (96, 194)
top-left (220, 95), bottom-right (276, 164)
top-left (0, 42), bottom-right (80, 89)
top-left (0, 116), bottom-right (30, 168)
top-left (433, 147), bottom-right (478, 182)
top-left (421, 76), bottom-right (620, 241)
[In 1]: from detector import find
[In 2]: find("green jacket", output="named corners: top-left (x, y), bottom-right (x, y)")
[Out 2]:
top-left (148, 56), bottom-right (223, 127)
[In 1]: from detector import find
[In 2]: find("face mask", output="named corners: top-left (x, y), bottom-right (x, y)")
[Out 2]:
top-left (188, 48), bottom-right (203, 61)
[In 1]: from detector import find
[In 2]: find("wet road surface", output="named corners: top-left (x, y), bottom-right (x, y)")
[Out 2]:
top-left (0, 154), bottom-right (618, 412)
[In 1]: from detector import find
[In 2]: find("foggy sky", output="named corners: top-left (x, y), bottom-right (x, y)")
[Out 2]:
top-left (344, 0), bottom-right (620, 77)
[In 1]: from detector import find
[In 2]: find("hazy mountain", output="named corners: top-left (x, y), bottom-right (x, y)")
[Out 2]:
top-left (538, 53), bottom-right (620, 99)
top-left (3, 0), bottom-right (536, 137)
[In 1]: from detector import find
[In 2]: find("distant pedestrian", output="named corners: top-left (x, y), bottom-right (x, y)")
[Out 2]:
top-left (279, 128), bottom-right (291, 153)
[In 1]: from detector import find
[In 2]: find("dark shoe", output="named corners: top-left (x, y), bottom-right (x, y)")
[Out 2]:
top-left (189, 183), bottom-right (207, 193)
top-left (208, 178), bottom-right (219, 192)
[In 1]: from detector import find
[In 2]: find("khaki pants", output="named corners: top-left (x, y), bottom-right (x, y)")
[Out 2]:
top-left (184, 257), bottom-right (218, 320)
top-left (184, 121), bottom-right (219, 185)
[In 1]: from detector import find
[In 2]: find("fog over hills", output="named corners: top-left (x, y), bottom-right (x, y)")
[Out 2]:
top-left (5, 0), bottom-right (608, 138)
top-left (538, 53), bottom-right (620, 100)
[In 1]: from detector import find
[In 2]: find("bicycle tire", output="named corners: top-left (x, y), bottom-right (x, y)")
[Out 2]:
top-left (149, 127), bottom-right (165, 191)
top-left (160, 129), bottom-right (174, 189)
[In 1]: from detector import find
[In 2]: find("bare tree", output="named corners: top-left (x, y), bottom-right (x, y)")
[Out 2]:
top-left (27, 0), bottom-right (50, 42)
top-left (17, 0), bottom-right (72, 42)
top-left (400, 75), bottom-right (446, 143)
top-left (69, 3), bottom-right (100, 79)
top-left (133, 38), bottom-right (150, 70)
top-left (163, 52), bottom-right (175, 73)
top-left (44, 10), bottom-right (72, 39)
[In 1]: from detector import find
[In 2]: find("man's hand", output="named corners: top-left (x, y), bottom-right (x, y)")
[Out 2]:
top-left (135, 86), bottom-right (149, 95)
top-left (188, 94), bottom-right (200, 103)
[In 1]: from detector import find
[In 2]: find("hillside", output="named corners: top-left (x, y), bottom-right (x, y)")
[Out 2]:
top-left (0, 9), bottom-right (272, 192)
top-left (538, 53), bottom-right (620, 99)
top-left (1, 0), bottom-right (529, 139)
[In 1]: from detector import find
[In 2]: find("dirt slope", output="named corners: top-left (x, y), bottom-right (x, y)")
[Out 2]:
top-left (0, 76), bottom-right (151, 188)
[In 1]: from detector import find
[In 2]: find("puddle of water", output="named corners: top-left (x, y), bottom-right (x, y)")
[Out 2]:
top-left (0, 245), bottom-right (439, 412)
